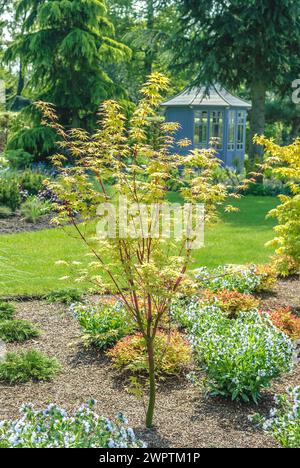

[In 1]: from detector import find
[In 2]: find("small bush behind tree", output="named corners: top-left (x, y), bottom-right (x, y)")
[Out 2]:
top-left (74, 301), bottom-right (135, 349)
top-left (107, 330), bottom-right (192, 377)
top-left (38, 73), bottom-right (245, 428)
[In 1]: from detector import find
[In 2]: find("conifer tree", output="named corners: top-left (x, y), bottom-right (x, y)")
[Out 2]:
top-left (6, 0), bottom-right (130, 129)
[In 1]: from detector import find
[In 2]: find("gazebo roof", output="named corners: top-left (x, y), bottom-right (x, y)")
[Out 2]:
top-left (162, 84), bottom-right (251, 109)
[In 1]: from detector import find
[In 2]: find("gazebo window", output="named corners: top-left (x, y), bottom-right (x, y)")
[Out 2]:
top-left (194, 111), bottom-right (208, 148)
top-left (210, 111), bottom-right (223, 149)
top-left (237, 111), bottom-right (246, 150)
top-left (227, 110), bottom-right (235, 151)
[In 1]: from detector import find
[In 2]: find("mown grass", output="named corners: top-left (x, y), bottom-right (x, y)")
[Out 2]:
top-left (0, 196), bottom-right (278, 296)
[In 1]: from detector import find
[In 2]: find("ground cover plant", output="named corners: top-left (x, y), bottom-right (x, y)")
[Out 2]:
top-left (74, 300), bottom-right (135, 349)
top-left (0, 400), bottom-right (146, 448)
top-left (250, 386), bottom-right (300, 448)
top-left (0, 302), bottom-right (15, 320)
top-left (0, 319), bottom-right (40, 343)
top-left (0, 349), bottom-right (60, 384)
top-left (174, 300), bottom-right (294, 402)
top-left (45, 288), bottom-right (83, 305)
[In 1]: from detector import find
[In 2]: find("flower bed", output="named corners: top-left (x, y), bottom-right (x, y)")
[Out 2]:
top-left (250, 386), bottom-right (300, 448)
top-left (0, 400), bottom-right (146, 448)
top-left (173, 299), bottom-right (294, 402)
top-left (194, 264), bottom-right (276, 294)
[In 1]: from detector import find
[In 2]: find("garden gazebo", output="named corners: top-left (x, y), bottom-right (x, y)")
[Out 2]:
top-left (162, 85), bottom-right (251, 167)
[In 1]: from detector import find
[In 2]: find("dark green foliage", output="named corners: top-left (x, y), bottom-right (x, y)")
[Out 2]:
top-left (0, 170), bottom-right (44, 211)
top-left (0, 302), bottom-right (15, 321)
top-left (7, 125), bottom-right (57, 163)
top-left (0, 350), bottom-right (60, 383)
top-left (244, 182), bottom-right (291, 197)
top-left (45, 288), bottom-right (83, 305)
top-left (6, 0), bottom-right (130, 131)
top-left (0, 205), bottom-right (12, 218)
top-left (16, 170), bottom-right (44, 195)
top-left (179, 0), bottom-right (300, 90)
top-left (0, 319), bottom-right (40, 343)
top-left (4, 149), bottom-right (33, 170)
top-left (76, 302), bottom-right (135, 349)
top-left (0, 177), bottom-right (21, 211)
top-left (178, 0), bottom-right (300, 160)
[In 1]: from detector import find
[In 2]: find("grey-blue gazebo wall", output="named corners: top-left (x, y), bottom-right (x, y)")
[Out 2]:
top-left (162, 85), bottom-right (251, 168)
top-left (165, 106), bottom-right (248, 167)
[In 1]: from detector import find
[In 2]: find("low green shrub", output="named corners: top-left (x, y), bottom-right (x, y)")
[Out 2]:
top-left (194, 264), bottom-right (276, 294)
top-left (0, 205), bottom-right (12, 218)
top-left (0, 350), bottom-right (60, 383)
top-left (3, 150), bottom-right (33, 170)
top-left (175, 300), bottom-right (294, 402)
top-left (0, 302), bottom-right (15, 321)
top-left (0, 320), bottom-right (40, 343)
top-left (107, 330), bottom-right (192, 378)
top-left (17, 170), bottom-right (44, 195)
top-left (20, 196), bottom-right (51, 223)
top-left (0, 177), bottom-right (21, 211)
top-left (244, 180), bottom-right (290, 197)
top-left (45, 288), bottom-right (83, 305)
top-left (250, 386), bottom-right (300, 448)
top-left (74, 301), bottom-right (135, 349)
top-left (0, 400), bottom-right (146, 448)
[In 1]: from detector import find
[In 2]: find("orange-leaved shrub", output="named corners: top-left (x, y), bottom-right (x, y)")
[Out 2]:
top-left (203, 289), bottom-right (260, 318)
top-left (107, 331), bottom-right (192, 378)
top-left (263, 307), bottom-right (300, 340)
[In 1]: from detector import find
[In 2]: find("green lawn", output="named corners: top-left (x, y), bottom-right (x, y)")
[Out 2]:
top-left (0, 196), bottom-right (278, 297)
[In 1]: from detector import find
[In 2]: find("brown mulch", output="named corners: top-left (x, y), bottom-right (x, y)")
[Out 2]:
top-left (258, 277), bottom-right (300, 315)
top-left (0, 213), bottom-right (53, 235)
top-left (0, 279), bottom-right (299, 448)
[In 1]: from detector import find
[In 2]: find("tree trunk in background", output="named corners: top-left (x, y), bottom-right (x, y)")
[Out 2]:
top-left (17, 59), bottom-right (24, 96)
top-left (290, 120), bottom-right (300, 142)
top-left (144, 0), bottom-right (155, 78)
top-left (249, 80), bottom-right (267, 164)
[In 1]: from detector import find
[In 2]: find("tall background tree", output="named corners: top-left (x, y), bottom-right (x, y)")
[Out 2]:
top-left (106, 0), bottom-right (187, 101)
top-left (3, 0), bottom-right (131, 161)
top-left (6, 0), bottom-right (130, 129)
top-left (177, 0), bottom-right (300, 162)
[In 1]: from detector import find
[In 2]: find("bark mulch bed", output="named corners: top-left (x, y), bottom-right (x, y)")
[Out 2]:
top-left (258, 277), bottom-right (300, 315)
top-left (0, 213), bottom-right (53, 235)
top-left (0, 278), bottom-right (299, 448)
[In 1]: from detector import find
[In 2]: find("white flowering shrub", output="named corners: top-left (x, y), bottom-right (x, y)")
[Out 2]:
top-left (250, 386), bottom-right (300, 448)
top-left (0, 400), bottom-right (146, 448)
top-left (194, 264), bottom-right (272, 294)
top-left (173, 300), bottom-right (294, 402)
